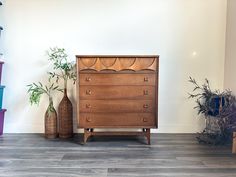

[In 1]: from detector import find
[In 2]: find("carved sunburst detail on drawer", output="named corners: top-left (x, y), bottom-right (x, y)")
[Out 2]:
top-left (78, 56), bottom-right (158, 72)
top-left (137, 58), bottom-right (156, 68)
top-left (100, 58), bottom-right (117, 67)
top-left (80, 58), bottom-right (97, 67)
top-left (119, 58), bottom-right (136, 68)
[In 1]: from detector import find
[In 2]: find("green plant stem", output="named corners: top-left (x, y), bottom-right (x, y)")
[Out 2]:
top-left (64, 77), bottom-right (67, 90)
top-left (41, 87), bottom-right (50, 97)
top-left (47, 96), bottom-right (54, 113)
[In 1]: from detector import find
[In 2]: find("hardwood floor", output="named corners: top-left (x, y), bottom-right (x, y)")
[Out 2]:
top-left (0, 133), bottom-right (236, 177)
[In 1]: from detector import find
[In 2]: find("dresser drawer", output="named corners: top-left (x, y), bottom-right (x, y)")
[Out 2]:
top-left (79, 73), bottom-right (156, 86)
top-left (79, 113), bottom-right (156, 128)
top-left (80, 86), bottom-right (155, 100)
top-left (79, 100), bottom-right (155, 113)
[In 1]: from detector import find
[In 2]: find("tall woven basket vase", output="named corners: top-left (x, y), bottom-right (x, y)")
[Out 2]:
top-left (58, 89), bottom-right (73, 138)
top-left (45, 103), bottom-right (58, 139)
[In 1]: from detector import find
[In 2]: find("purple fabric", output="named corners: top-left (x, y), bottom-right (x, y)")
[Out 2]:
top-left (0, 109), bottom-right (6, 135)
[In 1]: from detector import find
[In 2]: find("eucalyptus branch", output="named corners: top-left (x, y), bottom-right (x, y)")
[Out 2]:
top-left (27, 77), bottom-right (63, 106)
top-left (47, 47), bottom-right (76, 90)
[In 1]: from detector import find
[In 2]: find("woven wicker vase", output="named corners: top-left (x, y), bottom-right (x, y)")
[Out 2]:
top-left (45, 99), bottom-right (58, 139)
top-left (58, 89), bottom-right (73, 138)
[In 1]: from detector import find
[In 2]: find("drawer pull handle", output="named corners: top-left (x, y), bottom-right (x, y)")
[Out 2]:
top-left (144, 77), bottom-right (149, 82)
top-left (86, 117), bottom-right (91, 122)
top-left (143, 90), bottom-right (148, 95)
top-left (86, 104), bottom-right (91, 108)
top-left (143, 118), bottom-right (148, 122)
top-left (86, 90), bottom-right (92, 95)
top-left (143, 104), bottom-right (149, 108)
top-left (85, 77), bottom-right (91, 82)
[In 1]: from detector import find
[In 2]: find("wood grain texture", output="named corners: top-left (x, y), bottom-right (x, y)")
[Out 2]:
top-left (77, 56), bottom-right (158, 144)
top-left (79, 113), bottom-right (156, 128)
top-left (77, 56), bottom-right (158, 72)
top-left (0, 134), bottom-right (236, 177)
top-left (79, 73), bottom-right (156, 86)
top-left (79, 85), bottom-right (155, 100)
top-left (79, 100), bottom-right (155, 113)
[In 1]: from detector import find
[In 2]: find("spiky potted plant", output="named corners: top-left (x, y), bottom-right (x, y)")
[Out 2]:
top-left (188, 77), bottom-right (236, 145)
top-left (27, 79), bottom-right (62, 139)
top-left (47, 47), bottom-right (76, 138)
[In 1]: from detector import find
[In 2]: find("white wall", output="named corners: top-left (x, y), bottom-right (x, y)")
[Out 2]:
top-left (0, 0), bottom-right (227, 133)
top-left (224, 0), bottom-right (236, 93)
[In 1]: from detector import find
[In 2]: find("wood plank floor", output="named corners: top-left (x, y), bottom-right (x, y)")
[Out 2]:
top-left (0, 133), bottom-right (236, 177)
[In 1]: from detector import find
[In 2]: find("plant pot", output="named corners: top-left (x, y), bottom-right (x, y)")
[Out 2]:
top-left (0, 109), bottom-right (6, 135)
top-left (205, 116), bottom-right (220, 134)
top-left (58, 89), bottom-right (73, 138)
top-left (44, 98), bottom-right (58, 139)
top-left (208, 96), bottom-right (225, 116)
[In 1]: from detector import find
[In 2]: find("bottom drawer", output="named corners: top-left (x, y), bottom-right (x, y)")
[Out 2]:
top-left (79, 113), bottom-right (156, 128)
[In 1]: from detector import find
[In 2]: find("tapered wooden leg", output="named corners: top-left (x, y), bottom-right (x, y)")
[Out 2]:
top-left (144, 128), bottom-right (151, 145)
top-left (83, 129), bottom-right (91, 144)
top-left (147, 129), bottom-right (151, 145)
top-left (233, 132), bottom-right (236, 154)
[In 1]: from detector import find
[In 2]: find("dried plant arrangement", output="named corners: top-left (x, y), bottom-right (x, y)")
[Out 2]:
top-left (188, 77), bottom-right (236, 145)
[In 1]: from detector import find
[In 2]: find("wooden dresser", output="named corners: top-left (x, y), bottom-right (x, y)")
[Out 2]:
top-left (76, 55), bottom-right (159, 144)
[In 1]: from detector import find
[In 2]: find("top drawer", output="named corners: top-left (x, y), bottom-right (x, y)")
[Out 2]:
top-left (77, 56), bottom-right (159, 72)
top-left (79, 73), bottom-right (156, 86)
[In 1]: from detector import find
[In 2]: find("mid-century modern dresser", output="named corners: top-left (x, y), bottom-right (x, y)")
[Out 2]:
top-left (76, 55), bottom-right (159, 144)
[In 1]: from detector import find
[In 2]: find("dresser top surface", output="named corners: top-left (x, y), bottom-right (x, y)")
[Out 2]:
top-left (76, 55), bottom-right (159, 58)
